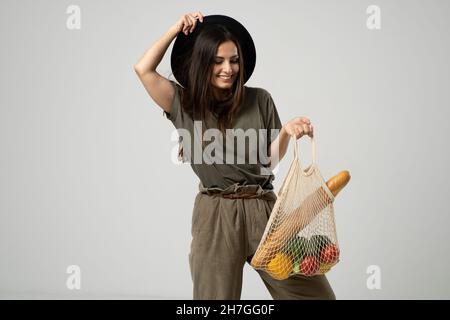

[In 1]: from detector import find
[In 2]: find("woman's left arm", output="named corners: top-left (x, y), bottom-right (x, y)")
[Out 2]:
top-left (269, 117), bottom-right (313, 170)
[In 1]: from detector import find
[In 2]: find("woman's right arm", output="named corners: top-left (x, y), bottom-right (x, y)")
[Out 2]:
top-left (134, 12), bottom-right (204, 114)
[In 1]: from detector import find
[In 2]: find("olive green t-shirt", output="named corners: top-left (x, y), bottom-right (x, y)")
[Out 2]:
top-left (163, 80), bottom-right (282, 190)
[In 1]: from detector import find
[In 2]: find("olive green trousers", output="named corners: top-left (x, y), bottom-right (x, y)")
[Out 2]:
top-left (188, 183), bottom-right (336, 300)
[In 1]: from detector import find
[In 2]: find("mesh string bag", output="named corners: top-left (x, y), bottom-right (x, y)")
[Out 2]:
top-left (251, 134), bottom-right (340, 280)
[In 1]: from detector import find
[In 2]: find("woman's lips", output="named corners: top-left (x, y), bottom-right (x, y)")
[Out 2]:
top-left (218, 75), bottom-right (233, 82)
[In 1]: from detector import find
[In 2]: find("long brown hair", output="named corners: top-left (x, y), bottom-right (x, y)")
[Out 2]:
top-left (173, 25), bottom-right (247, 161)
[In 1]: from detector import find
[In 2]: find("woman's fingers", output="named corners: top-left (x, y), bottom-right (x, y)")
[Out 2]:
top-left (179, 12), bottom-right (204, 35)
top-left (187, 12), bottom-right (204, 34)
top-left (295, 117), bottom-right (310, 125)
top-left (301, 123), bottom-right (310, 136)
top-left (182, 16), bottom-right (191, 34)
top-left (293, 124), bottom-right (313, 139)
top-left (184, 16), bottom-right (194, 34)
top-left (193, 11), bottom-right (204, 23)
top-left (287, 117), bottom-right (315, 139)
top-left (188, 14), bottom-right (198, 33)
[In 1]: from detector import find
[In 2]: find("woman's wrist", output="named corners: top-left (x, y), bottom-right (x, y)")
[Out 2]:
top-left (167, 24), bottom-right (182, 39)
top-left (280, 125), bottom-right (289, 139)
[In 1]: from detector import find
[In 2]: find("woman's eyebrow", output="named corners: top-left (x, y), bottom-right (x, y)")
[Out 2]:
top-left (215, 55), bottom-right (239, 58)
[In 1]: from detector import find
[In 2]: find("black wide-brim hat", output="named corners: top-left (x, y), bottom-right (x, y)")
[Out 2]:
top-left (170, 14), bottom-right (256, 88)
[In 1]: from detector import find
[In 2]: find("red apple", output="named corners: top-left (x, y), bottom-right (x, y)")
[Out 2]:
top-left (320, 243), bottom-right (340, 264)
top-left (300, 256), bottom-right (320, 276)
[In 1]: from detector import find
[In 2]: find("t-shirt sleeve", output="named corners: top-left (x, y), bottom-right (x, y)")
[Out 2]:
top-left (263, 90), bottom-right (283, 148)
top-left (257, 89), bottom-right (283, 170)
top-left (162, 80), bottom-right (183, 126)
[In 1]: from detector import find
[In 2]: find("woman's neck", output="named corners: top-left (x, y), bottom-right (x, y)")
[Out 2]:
top-left (212, 87), bottom-right (232, 101)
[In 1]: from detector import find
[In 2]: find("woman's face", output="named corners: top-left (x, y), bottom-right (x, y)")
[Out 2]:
top-left (211, 40), bottom-right (240, 90)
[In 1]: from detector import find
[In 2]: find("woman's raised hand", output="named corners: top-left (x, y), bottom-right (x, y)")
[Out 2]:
top-left (171, 12), bottom-right (204, 36)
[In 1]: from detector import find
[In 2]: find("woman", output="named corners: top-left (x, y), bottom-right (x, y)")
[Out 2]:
top-left (134, 12), bottom-right (335, 300)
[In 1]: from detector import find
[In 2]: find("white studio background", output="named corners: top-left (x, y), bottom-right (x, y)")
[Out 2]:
top-left (1, 0), bottom-right (449, 299)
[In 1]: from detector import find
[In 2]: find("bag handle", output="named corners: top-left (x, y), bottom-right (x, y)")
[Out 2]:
top-left (291, 134), bottom-right (316, 175)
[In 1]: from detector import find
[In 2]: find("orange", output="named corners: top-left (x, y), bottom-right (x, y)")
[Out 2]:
top-left (266, 252), bottom-right (293, 280)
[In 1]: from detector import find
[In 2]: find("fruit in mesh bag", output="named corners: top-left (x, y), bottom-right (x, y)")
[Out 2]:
top-left (319, 243), bottom-right (340, 265)
top-left (251, 171), bottom-right (350, 270)
top-left (309, 235), bottom-right (332, 256)
top-left (266, 252), bottom-right (293, 280)
top-left (282, 236), bottom-right (308, 263)
top-left (319, 263), bottom-right (334, 273)
top-left (292, 236), bottom-right (338, 275)
top-left (299, 256), bottom-right (320, 276)
top-left (309, 235), bottom-right (339, 271)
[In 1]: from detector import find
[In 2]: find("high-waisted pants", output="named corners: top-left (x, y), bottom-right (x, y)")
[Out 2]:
top-left (188, 183), bottom-right (336, 300)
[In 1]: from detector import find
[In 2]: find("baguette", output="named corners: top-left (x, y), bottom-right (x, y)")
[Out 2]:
top-left (251, 171), bottom-right (350, 269)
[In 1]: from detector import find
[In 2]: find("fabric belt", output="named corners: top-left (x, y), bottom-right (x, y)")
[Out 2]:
top-left (198, 182), bottom-right (277, 201)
